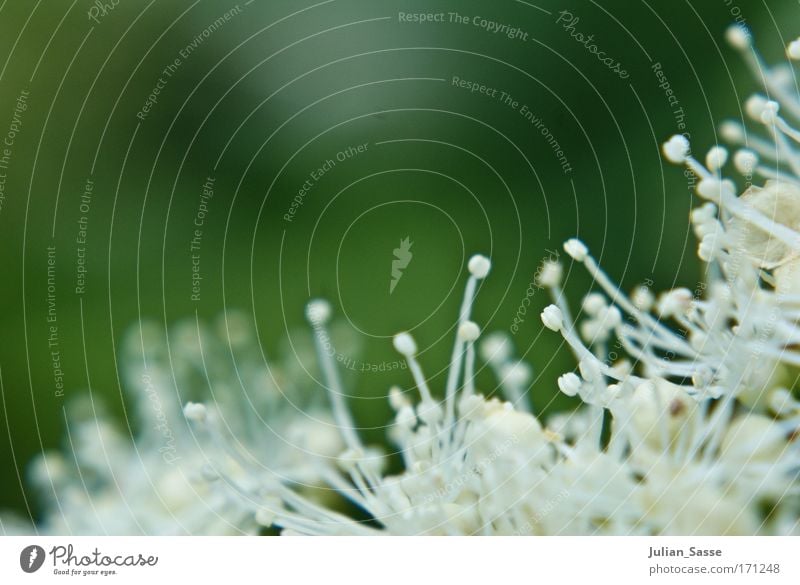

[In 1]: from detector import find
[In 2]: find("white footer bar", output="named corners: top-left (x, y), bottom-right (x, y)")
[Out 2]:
top-left (1, 536), bottom-right (798, 584)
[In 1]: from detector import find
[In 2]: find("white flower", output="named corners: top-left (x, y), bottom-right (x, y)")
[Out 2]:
top-left (13, 311), bottom-right (340, 535)
top-left (8, 23), bottom-right (800, 538)
top-left (223, 234), bottom-right (798, 534)
top-left (533, 226), bottom-right (799, 532)
top-left (218, 28), bottom-right (800, 535)
top-left (222, 256), bottom-right (582, 536)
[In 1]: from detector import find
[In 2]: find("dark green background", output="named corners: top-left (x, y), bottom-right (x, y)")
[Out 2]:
top-left (0, 0), bottom-right (796, 519)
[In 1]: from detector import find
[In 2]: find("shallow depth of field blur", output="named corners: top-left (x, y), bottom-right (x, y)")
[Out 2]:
top-left (0, 0), bottom-right (796, 520)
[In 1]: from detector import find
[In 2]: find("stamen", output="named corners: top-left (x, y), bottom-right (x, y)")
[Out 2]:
top-left (306, 300), bottom-right (362, 452)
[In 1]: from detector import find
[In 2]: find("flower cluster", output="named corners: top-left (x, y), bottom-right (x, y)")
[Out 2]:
top-left (2, 312), bottom-right (340, 535)
top-left (4, 24), bottom-right (800, 537)
top-left (238, 237), bottom-right (798, 534)
top-left (212, 26), bottom-right (800, 535)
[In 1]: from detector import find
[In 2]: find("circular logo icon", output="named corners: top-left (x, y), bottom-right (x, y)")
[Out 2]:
top-left (20, 545), bottom-right (45, 573)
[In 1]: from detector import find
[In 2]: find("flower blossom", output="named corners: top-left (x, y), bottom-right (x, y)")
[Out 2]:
top-left (6, 23), bottom-right (800, 538)
top-left (202, 26), bottom-right (800, 535)
top-left (2, 311), bottom-right (340, 535)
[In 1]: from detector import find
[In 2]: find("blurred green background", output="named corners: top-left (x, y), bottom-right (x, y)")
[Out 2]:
top-left (0, 0), bottom-right (797, 519)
